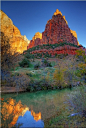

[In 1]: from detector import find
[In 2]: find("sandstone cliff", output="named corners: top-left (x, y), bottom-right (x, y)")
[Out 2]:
top-left (28, 9), bottom-right (79, 49)
top-left (22, 35), bottom-right (30, 44)
top-left (1, 10), bottom-right (28, 55)
top-left (27, 9), bottom-right (80, 55)
top-left (42, 9), bottom-right (78, 45)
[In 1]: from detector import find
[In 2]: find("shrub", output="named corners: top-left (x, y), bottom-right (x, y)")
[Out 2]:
top-left (75, 63), bottom-right (86, 78)
top-left (12, 74), bottom-right (30, 91)
top-left (24, 53), bottom-right (31, 59)
top-left (42, 59), bottom-right (52, 67)
top-left (78, 63), bottom-right (86, 75)
top-left (34, 63), bottom-right (40, 70)
top-left (19, 58), bottom-right (30, 67)
top-left (1, 71), bottom-right (30, 90)
top-left (15, 73), bottom-right (20, 76)
top-left (64, 70), bottom-right (74, 87)
top-left (26, 78), bottom-right (52, 92)
top-left (26, 72), bottom-right (33, 77)
top-left (76, 49), bottom-right (86, 62)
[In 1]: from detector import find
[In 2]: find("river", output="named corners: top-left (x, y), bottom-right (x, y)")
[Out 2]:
top-left (1, 87), bottom-right (81, 127)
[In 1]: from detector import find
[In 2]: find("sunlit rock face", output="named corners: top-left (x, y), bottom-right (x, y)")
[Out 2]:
top-left (32, 32), bottom-right (42, 41)
top-left (53, 9), bottom-right (62, 16)
top-left (54, 9), bottom-right (68, 24)
top-left (63, 16), bottom-right (68, 25)
top-left (0, 10), bottom-right (13, 38)
top-left (70, 30), bottom-right (79, 45)
top-left (22, 35), bottom-right (30, 44)
top-left (1, 10), bottom-right (28, 55)
top-left (70, 30), bottom-right (77, 38)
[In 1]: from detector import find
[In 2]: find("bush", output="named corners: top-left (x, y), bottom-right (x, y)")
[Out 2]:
top-left (76, 49), bottom-right (86, 62)
top-left (75, 63), bottom-right (86, 77)
top-left (19, 58), bottom-right (30, 67)
top-left (26, 78), bottom-right (52, 92)
top-left (1, 71), bottom-right (30, 89)
top-left (42, 59), bottom-right (52, 67)
top-left (26, 73), bottom-right (33, 77)
top-left (12, 74), bottom-right (30, 90)
top-left (26, 79), bottom-right (40, 92)
top-left (34, 63), bottom-right (40, 70)
top-left (48, 62), bottom-right (52, 67)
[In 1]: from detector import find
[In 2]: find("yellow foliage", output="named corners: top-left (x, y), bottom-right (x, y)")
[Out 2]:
top-left (53, 69), bottom-right (64, 86)
top-left (76, 49), bottom-right (85, 57)
top-left (78, 63), bottom-right (86, 75)
top-left (76, 49), bottom-right (86, 63)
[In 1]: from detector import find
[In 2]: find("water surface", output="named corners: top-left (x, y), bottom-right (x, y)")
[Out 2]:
top-left (1, 88), bottom-right (75, 127)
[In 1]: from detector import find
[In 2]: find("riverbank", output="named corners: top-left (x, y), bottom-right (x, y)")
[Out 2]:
top-left (1, 86), bottom-right (26, 93)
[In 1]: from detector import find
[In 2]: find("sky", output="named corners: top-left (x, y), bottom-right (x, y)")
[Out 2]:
top-left (1, 1), bottom-right (86, 47)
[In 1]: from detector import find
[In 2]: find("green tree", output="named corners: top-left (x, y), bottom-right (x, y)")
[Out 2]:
top-left (19, 58), bottom-right (30, 67)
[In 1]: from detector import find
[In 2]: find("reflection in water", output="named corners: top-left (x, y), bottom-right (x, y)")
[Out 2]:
top-left (1, 98), bottom-right (43, 128)
top-left (16, 111), bottom-right (44, 128)
top-left (31, 110), bottom-right (41, 121)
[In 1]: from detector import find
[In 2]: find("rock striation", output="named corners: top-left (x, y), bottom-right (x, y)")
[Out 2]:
top-left (1, 10), bottom-right (28, 55)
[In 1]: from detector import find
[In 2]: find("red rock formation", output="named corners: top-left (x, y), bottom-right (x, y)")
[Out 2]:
top-left (27, 9), bottom-right (80, 56)
top-left (42, 10), bottom-right (78, 45)
top-left (27, 32), bottom-right (42, 49)
top-left (27, 38), bottom-right (42, 49)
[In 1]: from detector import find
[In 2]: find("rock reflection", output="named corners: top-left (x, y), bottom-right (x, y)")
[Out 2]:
top-left (0, 98), bottom-right (4, 101)
top-left (1, 98), bottom-right (43, 128)
top-left (31, 110), bottom-right (41, 121)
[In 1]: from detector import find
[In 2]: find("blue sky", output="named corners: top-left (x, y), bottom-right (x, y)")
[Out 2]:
top-left (1, 1), bottom-right (86, 47)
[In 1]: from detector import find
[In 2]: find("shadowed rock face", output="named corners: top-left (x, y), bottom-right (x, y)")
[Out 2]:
top-left (1, 10), bottom-right (28, 55)
top-left (27, 9), bottom-right (80, 55)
